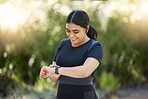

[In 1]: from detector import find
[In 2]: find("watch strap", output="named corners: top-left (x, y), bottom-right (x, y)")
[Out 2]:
top-left (55, 65), bottom-right (60, 74)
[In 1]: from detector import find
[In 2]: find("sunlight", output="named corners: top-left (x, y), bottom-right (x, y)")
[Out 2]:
top-left (129, 0), bottom-right (148, 24)
top-left (98, 0), bottom-right (148, 30)
top-left (140, 1), bottom-right (148, 14)
top-left (0, 3), bottom-right (28, 31)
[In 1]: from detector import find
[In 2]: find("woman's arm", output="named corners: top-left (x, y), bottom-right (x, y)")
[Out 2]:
top-left (58, 57), bottom-right (99, 78)
top-left (40, 57), bottom-right (100, 79)
top-left (49, 61), bottom-right (60, 82)
top-left (49, 74), bottom-right (60, 82)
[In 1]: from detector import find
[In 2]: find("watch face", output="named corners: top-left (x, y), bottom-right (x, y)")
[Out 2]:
top-left (55, 66), bottom-right (60, 74)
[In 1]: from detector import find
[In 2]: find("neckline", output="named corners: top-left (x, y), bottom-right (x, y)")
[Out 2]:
top-left (70, 38), bottom-right (91, 48)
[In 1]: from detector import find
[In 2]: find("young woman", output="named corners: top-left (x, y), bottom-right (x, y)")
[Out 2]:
top-left (40, 10), bottom-right (103, 99)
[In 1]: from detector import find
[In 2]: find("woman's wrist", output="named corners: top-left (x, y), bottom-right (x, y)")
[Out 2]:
top-left (48, 65), bottom-right (61, 75)
top-left (51, 67), bottom-right (55, 75)
top-left (46, 67), bottom-right (55, 76)
top-left (55, 65), bottom-right (61, 74)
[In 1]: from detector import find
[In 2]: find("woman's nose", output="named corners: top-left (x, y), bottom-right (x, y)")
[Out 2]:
top-left (69, 33), bottom-right (75, 38)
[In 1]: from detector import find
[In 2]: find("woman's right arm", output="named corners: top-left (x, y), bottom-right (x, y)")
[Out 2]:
top-left (49, 61), bottom-right (60, 82)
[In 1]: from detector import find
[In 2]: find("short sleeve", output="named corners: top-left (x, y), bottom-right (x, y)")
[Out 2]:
top-left (52, 40), bottom-right (63, 62)
top-left (87, 42), bottom-right (104, 64)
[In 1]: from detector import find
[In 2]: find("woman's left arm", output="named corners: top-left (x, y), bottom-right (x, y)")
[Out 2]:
top-left (40, 57), bottom-right (100, 78)
top-left (58, 57), bottom-right (99, 78)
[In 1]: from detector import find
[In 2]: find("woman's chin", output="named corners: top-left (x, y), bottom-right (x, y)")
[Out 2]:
top-left (71, 42), bottom-right (78, 47)
top-left (70, 39), bottom-right (77, 43)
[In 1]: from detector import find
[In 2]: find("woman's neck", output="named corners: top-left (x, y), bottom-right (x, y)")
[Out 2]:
top-left (72, 37), bottom-right (90, 47)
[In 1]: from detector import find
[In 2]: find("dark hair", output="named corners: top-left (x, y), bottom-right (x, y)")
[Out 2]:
top-left (66, 10), bottom-right (98, 40)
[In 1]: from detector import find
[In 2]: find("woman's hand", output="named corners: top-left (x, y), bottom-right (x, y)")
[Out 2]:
top-left (50, 64), bottom-right (56, 68)
top-left (40, 66), bottom-right (55, 79)
top-left (47, 62), bottom-right (61, 82)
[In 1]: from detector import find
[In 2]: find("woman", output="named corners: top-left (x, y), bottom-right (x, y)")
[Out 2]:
top-left (40, 10), bottom-right (103, 99)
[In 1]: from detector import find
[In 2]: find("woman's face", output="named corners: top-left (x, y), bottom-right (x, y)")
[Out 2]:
top-left (66, 23), bottom-right (88, 47)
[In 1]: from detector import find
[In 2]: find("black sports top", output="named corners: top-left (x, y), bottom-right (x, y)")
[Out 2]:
top-left (53, 38), bottom-right (103, 85)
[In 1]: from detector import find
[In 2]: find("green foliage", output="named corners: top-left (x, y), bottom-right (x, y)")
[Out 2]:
top-left (34, 77), bottom-right (56, 91)
top-left (0, 74), bottom-right (19, 96)
top-left (98, 71), bottom-right (120, 92)
top-left (0, 0), bottom-right (148, 96)
top-left (101, 16), bottom-right (148, 87)
top-left (0, 6), bottom-right (67, 94)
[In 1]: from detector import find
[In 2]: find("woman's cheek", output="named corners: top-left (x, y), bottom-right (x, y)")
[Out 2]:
top-left (66, 33), bottom-right (70, 38)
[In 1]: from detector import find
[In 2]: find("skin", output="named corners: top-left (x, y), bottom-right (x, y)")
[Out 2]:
top-left (66, 23), bottom-right (90, 47)
top-left (40, 23), bottom-right (100, 82)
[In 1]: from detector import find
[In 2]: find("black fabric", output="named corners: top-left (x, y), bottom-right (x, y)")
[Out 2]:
top-left (53, 38), bottom-right (103, 98)
top-left (53, 38), bottom-right (103, 67)
top-left (53, 38), bottom-right (103, 78)
top-left (56, 84), bottom-right (98, 99)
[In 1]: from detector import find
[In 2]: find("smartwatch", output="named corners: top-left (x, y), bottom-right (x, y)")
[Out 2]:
top-left (55, 65), bottom-right (60, 74)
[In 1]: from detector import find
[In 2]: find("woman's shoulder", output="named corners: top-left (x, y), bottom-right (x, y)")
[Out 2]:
top-left (90, 39), bottom-right (103, 46)
top-left (61, 38), bottom-right (70, 44)
top-left (59, 38), bottom-right (70, 47)
top-left (61, 38), bottom-right (70, 42)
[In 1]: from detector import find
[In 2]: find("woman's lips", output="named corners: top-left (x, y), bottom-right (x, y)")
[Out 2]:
top-left (71, 38), bottom-right (77, 41)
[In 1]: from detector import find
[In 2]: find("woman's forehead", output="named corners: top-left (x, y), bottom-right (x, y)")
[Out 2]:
top-left (66, 23), bottom-right (82, 29)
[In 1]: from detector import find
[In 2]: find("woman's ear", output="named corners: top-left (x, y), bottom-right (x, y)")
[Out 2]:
top-left (85, 25), bottom-right (89, 33)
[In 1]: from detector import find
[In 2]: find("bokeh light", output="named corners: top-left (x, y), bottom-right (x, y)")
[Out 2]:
top-left (0, 3), bottom-right (28, 31)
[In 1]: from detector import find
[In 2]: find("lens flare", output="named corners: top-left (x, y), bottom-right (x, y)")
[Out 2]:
top-left (0, 3), bottom-right (28, 31)
top-left (140, 1), bottom-right (148, 14)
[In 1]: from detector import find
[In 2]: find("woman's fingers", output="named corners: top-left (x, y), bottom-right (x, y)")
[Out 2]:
top-left (40, 71), bottom-right (44, 78)
top-left (41, 71), bottom-right (45, 76)
top-left (41, 72), bottom-right (50, 78)
top-left (50, 64), bottom-right (56, 68)
top-left (40, 66), bottom-right (52, 79)
top-left (43, 73), bottom-right (51, 78)
top-left (50, 65), bottom-right (54, 68)
top-left (40, 66), bottom-right (47, 79)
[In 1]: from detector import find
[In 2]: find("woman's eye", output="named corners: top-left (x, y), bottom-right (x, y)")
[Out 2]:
top-left (66, 30), bottom-right (70, 33)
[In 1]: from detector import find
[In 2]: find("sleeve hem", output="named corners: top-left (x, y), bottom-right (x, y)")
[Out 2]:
top-left (87, 56), bottom-right (102, 65)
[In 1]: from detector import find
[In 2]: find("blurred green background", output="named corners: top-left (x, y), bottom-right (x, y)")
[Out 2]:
top-left (0, 0), bottom-right (148, 98)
